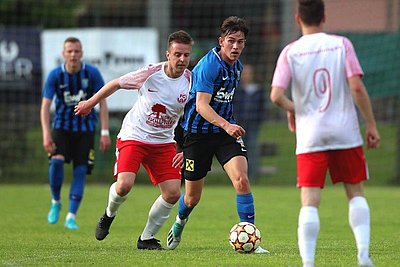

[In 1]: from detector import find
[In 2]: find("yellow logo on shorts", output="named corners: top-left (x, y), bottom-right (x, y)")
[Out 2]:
top-left (185, 159), bottom-right (194, 172)
top-left (89, 149), bottom-right (95, 161)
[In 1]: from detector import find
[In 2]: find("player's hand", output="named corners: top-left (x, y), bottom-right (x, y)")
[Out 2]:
top-left (225, 123), bottom-right (246, 139)
top-left (172, 152), bottom-right (184, 168)
top-left (74, 100), bottom-right (92, 116)
top-left (43, 134), bottom-right (55, 154)
top-left (366, 126), bottom-right (380, 149)
top-left (287, 111), bottom-right (296, 132)
top-left (100, 136), bottom-right (111, 152)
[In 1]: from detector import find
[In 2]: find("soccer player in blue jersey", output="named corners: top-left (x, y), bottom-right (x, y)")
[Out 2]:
top-left (40, 37), bottom-right (111, 230)
top-left (166, 16), bottom-right (269, 254)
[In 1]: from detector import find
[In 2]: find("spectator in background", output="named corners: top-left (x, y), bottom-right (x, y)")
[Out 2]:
top-left (40, 37), bottom-right (111, 230)
top-left (233, 64), bottom-right (266, 182)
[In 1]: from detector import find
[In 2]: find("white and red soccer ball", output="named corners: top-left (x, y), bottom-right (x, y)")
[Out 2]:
top-left (229, 222), bottom-right (261, 253)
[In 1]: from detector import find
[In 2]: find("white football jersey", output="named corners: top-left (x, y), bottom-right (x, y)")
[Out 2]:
top-left (272, 33), bottom-right (364, 154)
top-left (117, 62), bottom-right (190, 144)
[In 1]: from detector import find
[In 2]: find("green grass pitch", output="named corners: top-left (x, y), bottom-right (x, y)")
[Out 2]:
top-left (0, 184), bottom-right (399, 266)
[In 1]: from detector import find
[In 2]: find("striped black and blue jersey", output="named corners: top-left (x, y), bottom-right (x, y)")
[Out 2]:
top-left (42, 63), bottom-right (104, 132)
top-left (182, 47), bottom-right (243, 134)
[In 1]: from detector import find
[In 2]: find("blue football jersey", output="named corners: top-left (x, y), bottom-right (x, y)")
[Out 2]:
top-left (182, 47), bottom-right (243, 134)
top-left (42, 63), bottom-right (104, 132)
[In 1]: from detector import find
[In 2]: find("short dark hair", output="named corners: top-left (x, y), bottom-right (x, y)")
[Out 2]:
top-left (167, 30), bottom-right (194, 49)
top-left (220, 16), bottom-right (249, 38)
top-left (298, 0), bottom-right (325, 26)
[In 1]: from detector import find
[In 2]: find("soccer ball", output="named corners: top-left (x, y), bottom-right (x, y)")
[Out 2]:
top-left (229, 222), bottom-right (261, 253)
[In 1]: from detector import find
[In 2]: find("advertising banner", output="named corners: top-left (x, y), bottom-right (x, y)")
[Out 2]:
top-left (0, 27), bottom-right (41, 96)
top-left (41, 28), bottom-right (159, 111)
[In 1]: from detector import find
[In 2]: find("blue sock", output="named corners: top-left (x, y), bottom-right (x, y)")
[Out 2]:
top-left (178, 194), bottom-right (193, 220)
top-left (69, 164), bottom-right (87, 214)
top-left (49, 158), bottom-right (64, 201)
top-left (237, 193), bottom-right (255, 224)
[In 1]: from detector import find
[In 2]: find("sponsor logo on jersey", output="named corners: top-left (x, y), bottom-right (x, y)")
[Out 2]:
top-left (63, 89), bottom-right (87, 106)
top-left (146, 103), bottom-right (178, 129)
top-left (214, 87), bottom-right (235, 102)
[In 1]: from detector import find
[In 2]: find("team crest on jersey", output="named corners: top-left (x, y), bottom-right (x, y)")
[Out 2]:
top-left (177, 94), bottom-right (187, 104)
top-left (81, 78), bottom-right (89, 89)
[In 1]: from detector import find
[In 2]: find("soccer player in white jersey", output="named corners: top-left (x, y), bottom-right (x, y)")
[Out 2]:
top-left (270, 0), bottom-right (380, 266)
top-left (74, 30), bottom-right (193, 250)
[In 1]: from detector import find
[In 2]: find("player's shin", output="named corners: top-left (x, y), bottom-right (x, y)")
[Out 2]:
top-left (298, 206), bottom-right (320, 266)
top-left (49, 158), bottom-right (64, 201)
top-left (349, 196), bottom-right (371, 263)
top-left (178, 194), bottom-right (193, 220)
top-left (236, 193), bottom-right (255, 224)
top-left (141, 195), bottom-right (174, 240)
top-left (106, 182), bottom-right (128, 217)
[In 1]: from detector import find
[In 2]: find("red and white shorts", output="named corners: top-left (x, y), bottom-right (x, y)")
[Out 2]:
top-left (296, 146), bottom-right (369, 188)
top-left (113, 139), bottom-right (181, 185)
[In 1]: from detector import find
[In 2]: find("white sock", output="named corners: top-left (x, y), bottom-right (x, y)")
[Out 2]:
top-left (140, 195), bottom-right (174, 240)
top-left (106, 182), bottom-right (128, 217)
top-left (66, 212), bottom-right (75, 220)
top-left (348, 196), bottom-right (371, 260)
top-left (298, 206), bottom-right (320, 266)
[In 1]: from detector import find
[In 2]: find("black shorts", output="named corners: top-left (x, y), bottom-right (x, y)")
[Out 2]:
top-left (51, 129), bottom-right (95, 173)
top-left (182, 131), bottom-right (247, 181)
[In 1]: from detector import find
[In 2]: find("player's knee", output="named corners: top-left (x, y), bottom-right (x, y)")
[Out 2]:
top-left (185, 195), bottom-right (200, 208)
top-left (233, 175), bottom-right (251, 193)
top-left (51, 154), bottom-right (65, 161)
top-left (116, 175), bottom-right (135, 196)
top-left (116, 186), bottom-right (131, 197)
top-left (115, 182), bottom-right (132, 196)
top-left (163, 190), bottom-right (181, 204)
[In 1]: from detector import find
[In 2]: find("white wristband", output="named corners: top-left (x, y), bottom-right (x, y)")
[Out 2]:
top-left (101, 129), bottom-right (110, 136)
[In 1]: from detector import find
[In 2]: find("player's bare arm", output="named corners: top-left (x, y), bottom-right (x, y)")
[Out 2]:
top-left (348, 76), bottom-right (381, 148)
top-left (40, 97), bottom-right (55, 153)
top-left (196, 91), bottom-right (245, 138)
top-left (287, 110), bottom-right (296, 133)
top-left (270, 86), bottom-right (295, 112)
top-left (75, 78), bottom-right (120, 116)
top-left (271, 86), bottom-right (296, 132)
top-left (99, 99), bottom-right (111, 152)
